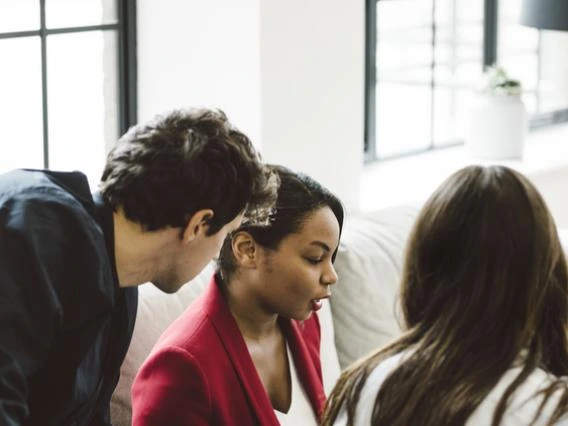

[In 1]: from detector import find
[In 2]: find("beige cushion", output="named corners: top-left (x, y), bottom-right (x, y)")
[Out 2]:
top-left (110, 263), bottom-right (341, 426)
top-left (330, 205), bottom-right (419, 369)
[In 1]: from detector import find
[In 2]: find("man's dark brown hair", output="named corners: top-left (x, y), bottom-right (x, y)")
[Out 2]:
top-left (100, 108), bottom-right (278, 234)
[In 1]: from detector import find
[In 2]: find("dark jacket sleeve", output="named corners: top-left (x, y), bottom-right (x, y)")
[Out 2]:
top-left (0, 210), bottom-right (61, 424)
top-left (89, 406), bottom-right (112, 426)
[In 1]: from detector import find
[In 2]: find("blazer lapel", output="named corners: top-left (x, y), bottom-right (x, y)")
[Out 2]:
top-left (204, 275), bottom-right (280, 426)
top-left (280, 317), bottom-right (326, 420)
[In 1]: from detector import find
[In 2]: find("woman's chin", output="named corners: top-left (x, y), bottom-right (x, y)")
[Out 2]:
top-left (297, 310), bottom-right (313, 321)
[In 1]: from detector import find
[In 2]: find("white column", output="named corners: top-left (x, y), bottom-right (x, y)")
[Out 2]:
top-left (259, 0), bottom-right (365, 211)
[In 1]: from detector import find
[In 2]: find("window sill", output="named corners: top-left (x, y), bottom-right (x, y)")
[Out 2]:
top-left (361, 123), bottom-right (568, 216)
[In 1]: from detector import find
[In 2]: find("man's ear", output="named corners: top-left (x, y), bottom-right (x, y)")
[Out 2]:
top-left (231, 231), bottom-right (257, 268)
top-left (182, 209), bottom-right (214, 243)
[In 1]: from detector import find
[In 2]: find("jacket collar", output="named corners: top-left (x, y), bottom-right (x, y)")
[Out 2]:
top-left (202, 274), bottom-right (324, 424)
top-left (279, 317), bottom-right (326, 418)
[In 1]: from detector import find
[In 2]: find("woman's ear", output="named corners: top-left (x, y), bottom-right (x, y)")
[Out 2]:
top-left (231, 231), bottom-right (257, 268)
top-left (182, 209), bottom-right (214, 243)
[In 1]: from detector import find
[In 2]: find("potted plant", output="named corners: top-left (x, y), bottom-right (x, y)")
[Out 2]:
top-left (466, 64), bottom-right (527, 160)
top-left (481, 65), bottom-right (522, 96)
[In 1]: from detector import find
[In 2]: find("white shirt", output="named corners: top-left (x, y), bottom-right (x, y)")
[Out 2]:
top-left (334, 352), bottom-right (568, 426)
top-left (274, 344), bottom-right (319, 426)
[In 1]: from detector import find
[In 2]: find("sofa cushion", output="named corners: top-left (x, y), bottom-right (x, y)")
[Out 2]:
top-left (110, 263), bottom-right (341, 426)
top-left (330, 205), bottom-right (419, 369)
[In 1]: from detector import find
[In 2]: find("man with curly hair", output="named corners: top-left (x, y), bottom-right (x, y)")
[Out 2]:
top-left (0, 108), bottom-right (278, 426)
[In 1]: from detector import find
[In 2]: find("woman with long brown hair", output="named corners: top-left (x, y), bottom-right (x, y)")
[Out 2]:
top-left (323, 165), bottom-right (568, 426)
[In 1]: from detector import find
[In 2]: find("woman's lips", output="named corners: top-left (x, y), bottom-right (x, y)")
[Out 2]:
top-left (311, 299), bottom-right (323, 311)
top-left (310, 294), bottom-right (330, 311)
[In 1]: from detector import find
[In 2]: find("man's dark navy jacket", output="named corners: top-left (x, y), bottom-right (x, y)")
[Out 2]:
top-left (0, 169), bottom-right (138, 425)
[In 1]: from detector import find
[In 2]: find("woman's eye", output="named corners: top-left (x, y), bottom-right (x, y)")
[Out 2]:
top-left (306, 257), bottom-right (323, 265)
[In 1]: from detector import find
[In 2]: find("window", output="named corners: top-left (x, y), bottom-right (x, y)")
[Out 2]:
top-left (366, 0), bottom-right (568, 161)
top-left (0, 0), bottom-right (137, 186)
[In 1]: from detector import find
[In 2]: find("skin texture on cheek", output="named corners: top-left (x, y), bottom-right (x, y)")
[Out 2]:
top-left (260, 249), bottom-right (320, 320)
top-left (252, 207), bottom-right (340, 319)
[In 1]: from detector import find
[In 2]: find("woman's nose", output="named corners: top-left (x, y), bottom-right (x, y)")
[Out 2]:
top-left (322, 263), bottom-right (338, 285)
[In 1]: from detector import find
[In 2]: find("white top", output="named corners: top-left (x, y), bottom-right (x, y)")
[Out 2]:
top-left (334, 352), bottom-right (568, 426)
top-left (274, 344), bottom-right (319, 426)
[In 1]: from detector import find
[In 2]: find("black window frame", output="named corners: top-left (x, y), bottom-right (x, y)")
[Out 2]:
top-left (0, 0), bottom-right (137, 168)
top-left (365, 0), bottom-right (568, 162)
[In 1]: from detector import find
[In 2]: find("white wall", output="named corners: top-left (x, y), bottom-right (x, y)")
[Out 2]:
top-left (259, 1), bottom-right (365, 211)
top-left (137, 0), bottom-right (366, 211)
top-left (137, 0), bottom-right (262, 144)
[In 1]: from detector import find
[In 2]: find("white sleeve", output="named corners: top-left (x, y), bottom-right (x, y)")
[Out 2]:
top-left (332, 353), bottom-right (406, 425)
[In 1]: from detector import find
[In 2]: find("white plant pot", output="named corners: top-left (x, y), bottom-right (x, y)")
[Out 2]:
top-left (466, 93), bottom-right (527, 160)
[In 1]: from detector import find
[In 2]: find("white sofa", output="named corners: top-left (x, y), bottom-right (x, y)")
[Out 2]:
top-left (110, 204), bottom-right (420, 425)
top-left (109, 203), bottom-right (568, 425)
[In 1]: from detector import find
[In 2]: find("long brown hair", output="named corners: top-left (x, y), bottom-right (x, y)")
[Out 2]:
top-left (323, 165), bottom-right (568, 426)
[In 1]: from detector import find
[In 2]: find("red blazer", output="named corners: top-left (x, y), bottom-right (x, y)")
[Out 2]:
top-left (131, 275), bottom-right (325, 425)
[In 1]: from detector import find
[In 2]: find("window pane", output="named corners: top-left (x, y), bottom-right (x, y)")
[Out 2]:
top-left (47, 31), bottom-right (119, 187)
top-left (376, 83), bottom-right (432, 158)
top-left (0, 0), bottom-right (39, 33)
top-left (0, 37), bottom-right (43, 173)
top-left (46, 0), bottom-right (118, 29)
top-left (433, 0), bottom-right (484, 146)
top-left (433, 87), bottom-right (476, 146)
top-left (375, 0), bottom-right (434, 158)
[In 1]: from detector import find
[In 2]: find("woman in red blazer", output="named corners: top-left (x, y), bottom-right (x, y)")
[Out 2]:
top-left (131, 165), bottom-right (344, 425)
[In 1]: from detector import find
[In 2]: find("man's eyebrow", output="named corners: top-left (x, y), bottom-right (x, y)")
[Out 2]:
top-left (310, 241), bottom-right (331, 252)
